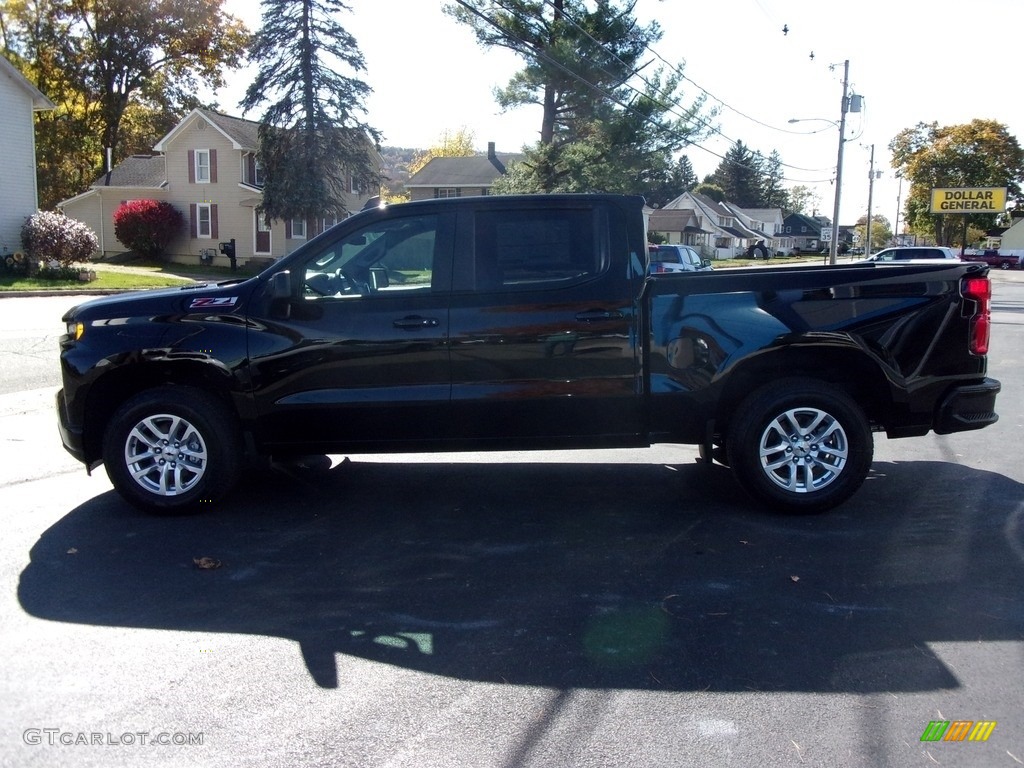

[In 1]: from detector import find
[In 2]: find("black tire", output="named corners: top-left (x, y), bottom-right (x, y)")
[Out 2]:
top-left (726, 378), bottom-right (873, 514)
top-left (102, 386), bottom-right (243, 514)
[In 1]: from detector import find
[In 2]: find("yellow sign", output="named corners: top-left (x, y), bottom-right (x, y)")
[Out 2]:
top-left (930, 187), bottom-right (1007, 213)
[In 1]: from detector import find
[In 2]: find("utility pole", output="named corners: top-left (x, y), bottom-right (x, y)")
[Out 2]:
top-left (865, 144), bottom-right (875, 256)
top-left (894, 173), bottom-right (903, 245)
top-left (828, 59), bottom-right (849, 266)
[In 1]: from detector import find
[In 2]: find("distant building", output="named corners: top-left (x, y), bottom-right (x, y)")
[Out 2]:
top-left (405, 143), bottom-right (521, 201)
top-left (650, 191), bottom-right (778, 259)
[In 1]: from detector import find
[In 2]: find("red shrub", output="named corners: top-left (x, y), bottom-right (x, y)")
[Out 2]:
top-left (113, 200), bottom-right (185, 259)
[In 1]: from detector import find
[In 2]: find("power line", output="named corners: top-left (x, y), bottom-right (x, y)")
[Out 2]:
top-left (535, 0), bottom-right (837, 174)
top-left (452, 0), bottom-right (834, 186)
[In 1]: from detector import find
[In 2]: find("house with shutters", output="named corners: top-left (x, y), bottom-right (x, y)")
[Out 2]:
top-left (59, 108), bottom-right (380, 268)
top-left (0, 56), bottom-right (54, 257)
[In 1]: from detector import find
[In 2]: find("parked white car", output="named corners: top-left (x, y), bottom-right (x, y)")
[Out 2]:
top-left (861, 246), bottom-right (958, 263)
top-left (648, 244), bottom-right (714, 273)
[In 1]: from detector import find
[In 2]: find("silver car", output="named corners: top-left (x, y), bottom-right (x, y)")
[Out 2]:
top-left (648, 244), bottom-right (714, 274)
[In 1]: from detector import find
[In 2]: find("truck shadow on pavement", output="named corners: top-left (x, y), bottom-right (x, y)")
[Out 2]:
top-left (18, 457), bottom-right (1024, 692)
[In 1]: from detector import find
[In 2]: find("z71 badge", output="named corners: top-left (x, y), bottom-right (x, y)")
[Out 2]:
top-left (189, 297), bottom-right (238, 309)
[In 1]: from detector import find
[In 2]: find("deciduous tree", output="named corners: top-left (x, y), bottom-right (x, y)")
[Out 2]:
top-left (890, 119), bottom-right (1024, 246)
top-left (2, 0), bottom-right (249, 207)
top-left (408, 128), bottom-right (478, 176)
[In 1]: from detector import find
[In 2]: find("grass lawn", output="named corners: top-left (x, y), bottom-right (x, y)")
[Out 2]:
top-left (0, 270), bottom-right (192, 292)
top-left (0, 258), bottom-right (262, 293)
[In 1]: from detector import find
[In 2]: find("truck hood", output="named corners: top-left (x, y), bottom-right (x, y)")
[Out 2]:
top-left (62, 278), bottom-right (257, 322)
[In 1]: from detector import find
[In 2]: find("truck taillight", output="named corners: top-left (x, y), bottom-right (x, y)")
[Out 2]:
top-left (962, 275), bottom-right (991, 355)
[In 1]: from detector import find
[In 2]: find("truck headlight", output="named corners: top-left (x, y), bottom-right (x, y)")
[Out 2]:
top-left (66, 321), bottom-right (85, 341)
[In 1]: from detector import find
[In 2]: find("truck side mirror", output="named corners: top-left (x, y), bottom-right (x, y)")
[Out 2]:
top-left (270, 270), bottom-right (291, 299)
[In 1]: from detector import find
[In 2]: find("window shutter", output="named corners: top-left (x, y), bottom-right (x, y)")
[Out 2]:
top-left (188, 150), bottom-right (195, 184)
top-left (210, 149), bottom-right (218, 184)
top-left (286, 220), bottom-right (292, 239)
top-left (211, 204), bottom-right (219, 239)
top-left (190, 204), bottom-right (197, 238)
top-left (247, 155), bottom-right (255, 185)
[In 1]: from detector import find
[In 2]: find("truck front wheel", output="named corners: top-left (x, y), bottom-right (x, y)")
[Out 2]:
top-left (726, 379), bottom-right (873, 513)
top-left (102, 387), bottom-right (243, 514)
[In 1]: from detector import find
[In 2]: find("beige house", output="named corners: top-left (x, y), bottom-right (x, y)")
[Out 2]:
top-left (59, 109), bottom-right (380, 268)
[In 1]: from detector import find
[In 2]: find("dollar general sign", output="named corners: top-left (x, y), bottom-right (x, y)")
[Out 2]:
top-left (930, 187), bottom-right (1007, 213)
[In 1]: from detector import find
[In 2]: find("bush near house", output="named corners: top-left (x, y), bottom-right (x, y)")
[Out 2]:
top-left (21, 211), bottom-right (99, 270)
top-left (114, 200), bottom-right (185, 259)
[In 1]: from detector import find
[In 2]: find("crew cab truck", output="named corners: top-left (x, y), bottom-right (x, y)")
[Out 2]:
top-left (57, 194), bottom-right (1001, 515)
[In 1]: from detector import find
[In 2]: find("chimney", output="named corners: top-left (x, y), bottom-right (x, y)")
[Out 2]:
top-left (487, 141), bottom-right (505, 174)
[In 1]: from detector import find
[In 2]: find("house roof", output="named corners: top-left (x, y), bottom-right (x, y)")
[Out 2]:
top-left (0, 55), bottom-right (55, 111)
top-left (648, 208), bottom-right (708, 234)
top-left (406, 153), bottom-right (522, 188)
top-left (153, 108), bottom-right (260, 152)
top-left (784, 212), bottom-right (823, 231)
top-left (740, 208), bottom-right (784, 222)
top-left (92, 155), bottom-right (166, 188)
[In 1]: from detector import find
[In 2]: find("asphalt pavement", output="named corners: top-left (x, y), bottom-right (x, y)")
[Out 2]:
top-left (0, 271), bottom-right (1021, 767)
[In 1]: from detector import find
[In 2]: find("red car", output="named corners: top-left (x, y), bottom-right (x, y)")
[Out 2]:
top-left (961, 251), bottom-right (1021, 270)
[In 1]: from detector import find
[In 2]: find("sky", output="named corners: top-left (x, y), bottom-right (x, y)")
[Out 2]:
top-left (217, 0), bottom-right (1024, 227)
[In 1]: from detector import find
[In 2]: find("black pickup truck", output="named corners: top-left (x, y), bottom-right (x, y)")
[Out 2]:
top-left (57, 194), bottom-right (1000, 514)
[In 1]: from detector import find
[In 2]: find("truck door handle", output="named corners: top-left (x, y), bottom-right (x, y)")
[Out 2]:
top-left (575, 309), bottom-right (624, 322)
top-left (393, 316), bottom-right (439, 329)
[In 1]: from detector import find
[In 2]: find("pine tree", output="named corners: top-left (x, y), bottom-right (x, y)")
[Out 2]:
top-left (448, 0), bottom-right (711, 193)
top-left (241, 0), bottom-right (381, 222)
top-left (759, 150), bottom-right (788, 209)
top-left (707, 141), bottom-right (762, 207)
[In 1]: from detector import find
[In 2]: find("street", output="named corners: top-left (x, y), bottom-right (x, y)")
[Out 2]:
top-left (1, 274), bottom-right (1022, 767)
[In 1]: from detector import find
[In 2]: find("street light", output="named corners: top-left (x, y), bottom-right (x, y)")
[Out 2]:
top-left (789, 59), bottom-right (850, 265)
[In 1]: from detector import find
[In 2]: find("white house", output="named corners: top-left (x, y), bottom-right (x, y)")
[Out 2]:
top-left (994, 216), bottom-right (1024, 256)
top-left (650, 191), bottom-right (769, 259)
top-left (0, 56), bottom-right (54, 255)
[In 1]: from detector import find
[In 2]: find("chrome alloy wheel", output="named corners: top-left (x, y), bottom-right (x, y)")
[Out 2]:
top-left (758, 406), bottom-right (849, 494)
top-left (123, 413), bottom-right (208, 496)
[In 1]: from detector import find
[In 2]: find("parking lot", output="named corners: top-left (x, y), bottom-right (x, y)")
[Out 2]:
top-left (1, 272), bottom-right (1022, 767)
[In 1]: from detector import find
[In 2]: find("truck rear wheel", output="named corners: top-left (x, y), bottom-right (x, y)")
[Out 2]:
top-left (102, 386), bottom-right (242, 514)
top-left (726, 379), bottom-right (873, 513)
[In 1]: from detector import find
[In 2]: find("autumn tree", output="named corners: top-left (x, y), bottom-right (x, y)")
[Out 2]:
top-left (1, 0), bottom-right (249, 208)
top-left (890, 119), bottom-right (1024, 246)
top-left (408, 128), bottom-right (478, 176)
top-left (853, 214), bottom-right (891, 253)
top-left (448, 0), bottom-right (712, 193)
